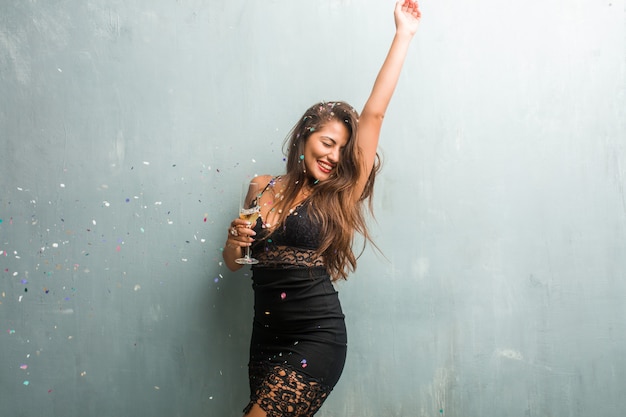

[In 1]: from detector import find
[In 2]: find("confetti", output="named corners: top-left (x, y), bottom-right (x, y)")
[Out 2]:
top-left (300, 359), bottom-right (307, 368)
top-left (280, 292), bottom-right (286, 300)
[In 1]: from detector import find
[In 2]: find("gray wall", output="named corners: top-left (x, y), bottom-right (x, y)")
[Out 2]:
top-left (1, 1), bottom-right (625, 416)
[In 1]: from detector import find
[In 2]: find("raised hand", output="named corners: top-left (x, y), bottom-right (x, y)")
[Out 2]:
top-left (395, 0), bottom-right (421, 36)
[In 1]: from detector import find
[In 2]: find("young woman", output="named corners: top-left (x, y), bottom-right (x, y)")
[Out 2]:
top-left (223, 1), bottom-right (421, 416)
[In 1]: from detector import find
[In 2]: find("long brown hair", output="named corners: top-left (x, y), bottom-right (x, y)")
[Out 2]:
top-left (272, 101), bottom-right (381, 281)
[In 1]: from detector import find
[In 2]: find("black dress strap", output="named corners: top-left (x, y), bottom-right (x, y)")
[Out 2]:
top-left (252, 176), bottom-right (279, 206)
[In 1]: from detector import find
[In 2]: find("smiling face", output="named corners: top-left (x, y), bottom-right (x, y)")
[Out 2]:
top-left (303, 120), bottom-right (349, 182)
top-left (283, 101), bottom-right (359, 188)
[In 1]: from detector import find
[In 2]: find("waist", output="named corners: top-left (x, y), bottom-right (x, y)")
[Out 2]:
top-left (252, 266), bottom-right (328, 280)
top-left (251, 267), bottom-right (343, 326)
top-left (250, 245), bottom-right (325, 269)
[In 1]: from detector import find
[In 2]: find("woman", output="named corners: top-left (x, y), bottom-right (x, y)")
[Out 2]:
top-left (223, 1), bottom-right (421, 416)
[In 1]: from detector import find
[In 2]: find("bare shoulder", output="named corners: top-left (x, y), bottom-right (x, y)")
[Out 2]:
top-left (250, 174), bottom-right (274, 190)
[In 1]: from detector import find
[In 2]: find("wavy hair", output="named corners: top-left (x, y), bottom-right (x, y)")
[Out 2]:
top-left (272, 101), bottom-right (381, 281)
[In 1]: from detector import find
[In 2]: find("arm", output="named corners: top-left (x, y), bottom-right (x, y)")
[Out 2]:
top-left (222, 175), bottom-right (272, 271)
top-left (356, 0), bottom-right (421, 193)
top-left (223, 217), bottom-right (254, 272)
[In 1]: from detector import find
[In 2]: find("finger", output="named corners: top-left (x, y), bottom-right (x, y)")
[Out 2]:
top-left (231, 218), bottom-right (250, 227)
top-left (229, 224), bottom-right (256, 240)
top-left (239, 226), bottom-right (257, 238)
top-left (412, 1), bottom-right (422, 17)
top-left (407, 0), bottom-right (419, 12)
top-left (232, 234), bottom-right (254, 246)
top-left (227, 238), bottom-right (250, 248)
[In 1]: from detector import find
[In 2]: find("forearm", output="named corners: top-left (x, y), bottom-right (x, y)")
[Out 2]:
top-left (361, 31), bottom-right (414, 120)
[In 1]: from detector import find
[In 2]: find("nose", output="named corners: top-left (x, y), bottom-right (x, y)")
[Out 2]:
top-left (329, 146), bottom-right (340, 163)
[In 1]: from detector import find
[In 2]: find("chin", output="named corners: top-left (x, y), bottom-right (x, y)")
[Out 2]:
top-left (308, 173), bottom-right (328, 184)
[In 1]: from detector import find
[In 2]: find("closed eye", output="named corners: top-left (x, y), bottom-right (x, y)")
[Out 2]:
top-left (320, 136), bottom-right (336, 147)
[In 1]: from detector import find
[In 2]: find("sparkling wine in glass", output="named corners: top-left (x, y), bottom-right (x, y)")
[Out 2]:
top-left (235, 182), bottom-right (261, 265)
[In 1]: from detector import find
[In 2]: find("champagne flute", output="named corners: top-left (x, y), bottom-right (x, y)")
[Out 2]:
top-left (235, 181), bottom-right (261, 265)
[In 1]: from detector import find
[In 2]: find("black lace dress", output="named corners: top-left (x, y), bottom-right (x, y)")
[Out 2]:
top-left (243, 194), bottom-right (347, 416)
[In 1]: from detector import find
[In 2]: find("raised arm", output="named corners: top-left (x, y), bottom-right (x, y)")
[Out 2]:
top-left (355, 0), bottom-right (421, 193)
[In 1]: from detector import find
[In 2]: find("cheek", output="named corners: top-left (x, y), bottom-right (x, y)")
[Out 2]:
top-left (304, 156), bottom-right (316, 173)
top-left (304, 142), bottom-right (321, 161)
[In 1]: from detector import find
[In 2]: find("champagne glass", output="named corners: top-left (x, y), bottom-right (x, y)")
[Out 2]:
top-left (235, 181), bottom-right (261, 265)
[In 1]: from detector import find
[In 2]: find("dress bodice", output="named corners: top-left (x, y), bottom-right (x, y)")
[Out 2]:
top-left (251, 199), bottom-right (325, 269)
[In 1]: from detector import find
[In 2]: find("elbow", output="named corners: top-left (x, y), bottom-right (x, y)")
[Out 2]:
top-left (222, 253), bottom-right (242, 272)
top-left (224, 261), bottom-right (241, 272)
top-left (360, 109), bottom-right (385, 123)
